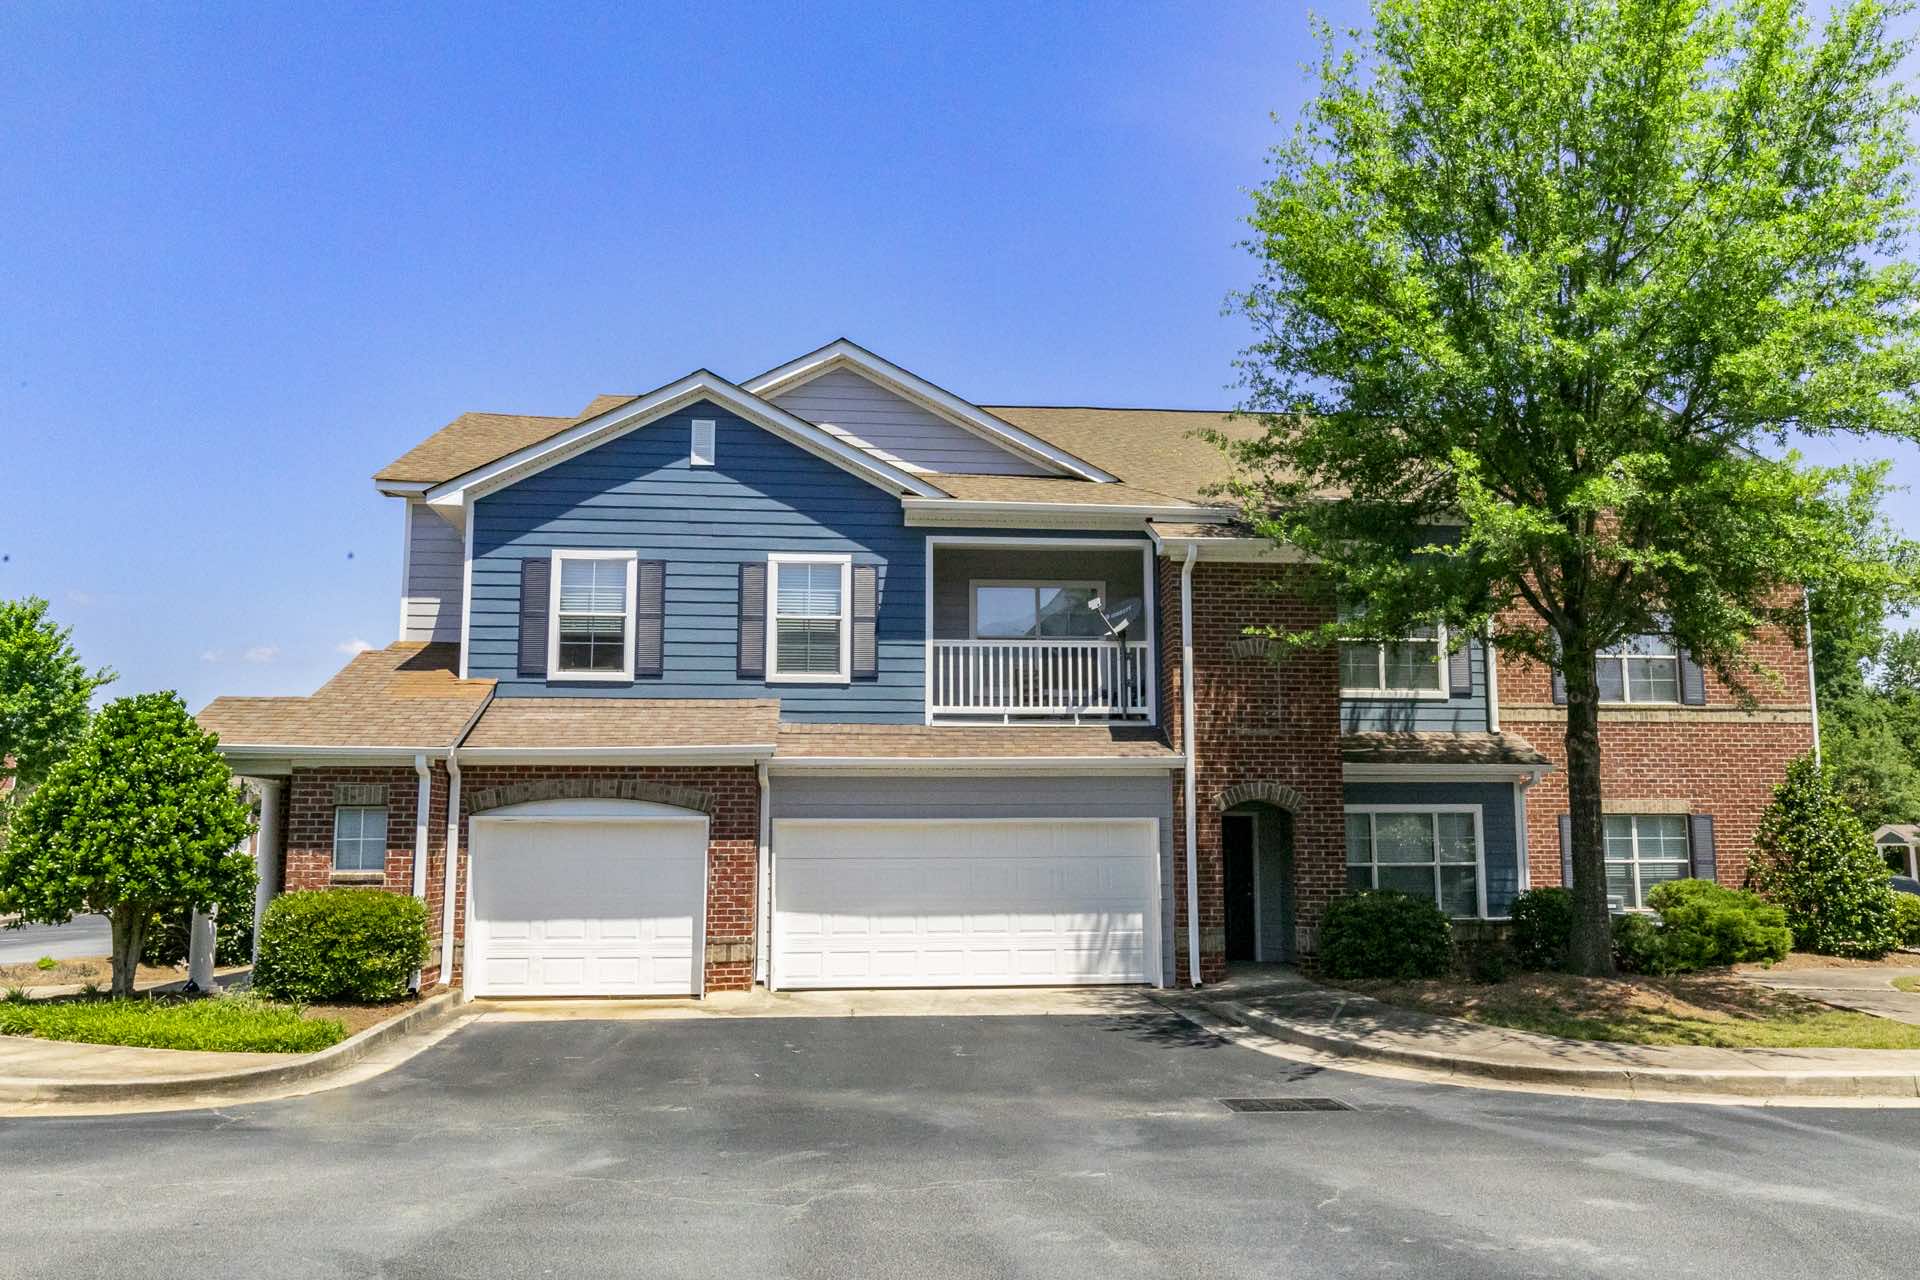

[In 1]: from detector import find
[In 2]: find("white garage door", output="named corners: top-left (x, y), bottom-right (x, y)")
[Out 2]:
top-left (468, 803), bottom-right (707, 997)
top-left (772, 818), bottom-right (1158, 989)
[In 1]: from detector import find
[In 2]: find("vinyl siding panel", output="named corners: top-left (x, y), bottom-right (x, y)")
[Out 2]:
top-left (401, 501), bottom-right (464, 643)
top-left (771, 368), bottom-right (1051, 477)
top-left (1340, 635), bottom-right (1491, 732)
top-left (1343, 780), bottom-right (1523, 916)
top-left (770, 773), bottom-right (1178, 986)
top-left (465, 400), bottom-right (1146, 722)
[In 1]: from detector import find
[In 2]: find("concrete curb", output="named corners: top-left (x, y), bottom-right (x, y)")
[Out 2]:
top-left (0, 990), bottom-right (463, 1104)
top-left (1163, 995), bottom-right (1920, 1101)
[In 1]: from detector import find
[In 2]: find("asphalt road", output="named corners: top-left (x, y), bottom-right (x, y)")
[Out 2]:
top-left (4, 1010), bottom-right (1918, 1279)
top-left (0, 914), bottom-right (110, 965)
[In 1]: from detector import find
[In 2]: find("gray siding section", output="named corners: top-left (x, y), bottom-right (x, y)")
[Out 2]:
top-left (1343, 780), bottom-right (1522, 916)
top-left (931, 546), bottom-right (1147, 639)
top-left (1341, 634), bottom-right (1491, 732)
top-left (401, 502), bottom-right (464, 643)
top-left (771, 773), bottom-right (1179, 986)
top-left (771, 368), bottom-right (1051, 476)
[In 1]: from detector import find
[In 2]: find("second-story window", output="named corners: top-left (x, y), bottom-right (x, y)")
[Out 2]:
top-left (971, 581), bottom-right (1107, 639)
top-left (1339, 621), bottom-right (1445, 696)
top-left (550, 550), bottom-right (637, 680)
top-left (768, 553), bottom-right (850, 681)
top-left (1599, 636), bottom-right (1680, 703)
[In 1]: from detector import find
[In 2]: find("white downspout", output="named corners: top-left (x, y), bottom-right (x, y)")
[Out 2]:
top-left (756, 759), bottom-right (773, 988)
top-left (1804, 588), bottom-right (1821, 768)
top-left (441, 747), bottom-right (462, 984)
top-left (411, 754), bottom-right (432, 991)
top-left (1180, 542), bottom-right (1201, 988)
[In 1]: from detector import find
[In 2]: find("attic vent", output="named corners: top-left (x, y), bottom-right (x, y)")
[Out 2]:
top-left (690, 419), bottom-right (716, 467)
top-left (1218, 1097), bottom-right (1353, 1113)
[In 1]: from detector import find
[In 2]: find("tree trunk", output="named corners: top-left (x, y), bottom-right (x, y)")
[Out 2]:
top-left (1562, 646), bottom-right (1616, 976)
top-left (107, 905), bottom-right (149, 998)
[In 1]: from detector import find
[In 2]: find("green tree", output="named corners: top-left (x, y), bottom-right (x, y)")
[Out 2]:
top-left (0, 596), bottom-right (115, 790)
top-left (1221, 0), bottom-right (1920, 974)
top-left (1749, 754), bottom-right (1898, 953)
top-left (0, 693), bottom-right (255, 994)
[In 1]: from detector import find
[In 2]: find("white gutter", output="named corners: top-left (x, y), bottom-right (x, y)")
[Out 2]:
top-left (219, 744), bottom-right (451, 760)
top-left (411, 755), bottom-right (432, 900)
top-left (1343, 763), bottom-right (1551, 783)
top-left (756, 760), bottom-right (773, 987)
top-left (1180, 541), bottom-right (1200, 988)
top-left (902, 498), bottom-right (1229, 520)
top-left (1515, 770), bottom-right (1539, 892)
top-left (765, 755), bottom-right (1184, 775)
top-left (1804, 588), bottom-right (1822, 768)
top-left (1484, 623), bottom-right (1500, 734)
top-left (456, 744), bottom-right (777, 765)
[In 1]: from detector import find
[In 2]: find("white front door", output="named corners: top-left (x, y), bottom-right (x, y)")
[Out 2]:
top-left (468, 806), bottom-right (708, 997)
top-left (772, 818), bottom-right (1158, 988)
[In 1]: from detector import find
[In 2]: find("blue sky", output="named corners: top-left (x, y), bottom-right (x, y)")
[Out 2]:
top-left (4, 1), bottom-right (1915, 712)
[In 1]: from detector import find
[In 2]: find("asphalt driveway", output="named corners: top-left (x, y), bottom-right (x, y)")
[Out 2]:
top-left (0, 914), bottom-right (111, 965)
top-left (5, 1008), bottom-right (1920, 1279)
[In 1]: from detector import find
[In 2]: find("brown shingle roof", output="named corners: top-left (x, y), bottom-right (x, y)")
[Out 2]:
top-left (980, 406), bottom-right (1261, 503)
top-left (373, 412), bottom-right (575, 485)
top-left (464, 698), bottom-right (779, 750)
top-left (197, 643), bottom-right (494, 750)
top-left (775, 722), bottom-right (1179, 760)
top-left (923, 475), bottom-right (1205, 507)
top-left (1341, 732), bottom-right (1549, 768)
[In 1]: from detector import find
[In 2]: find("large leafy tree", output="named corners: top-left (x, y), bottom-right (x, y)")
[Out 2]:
top-left (0, 693), bottom-right (254, 995)
top-left (1221, 0), bottom-right (1920, 973)
top-left (0, 596), bottom-right (115, 790)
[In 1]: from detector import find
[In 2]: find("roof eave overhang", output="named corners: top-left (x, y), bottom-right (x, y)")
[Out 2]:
top-left (904, 499), bottom-right (1229, 531)
top-left (416, 371), bottom-right (944, 522)
top-left (742, 340), bottom-right (1120, 483)
top-left (1342, 762), bottom-right (1551, 783)
top-left (767, 755), bottom-right (1184, 776)
top-left (456, 744), bottom-right (777, 766)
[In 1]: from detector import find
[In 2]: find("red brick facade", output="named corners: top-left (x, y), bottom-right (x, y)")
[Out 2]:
top-left (1160, 559), bottom-right (1344, 982)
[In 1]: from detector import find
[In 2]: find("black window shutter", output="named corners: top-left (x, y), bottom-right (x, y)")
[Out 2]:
top-left (1596, 656), bottom-right (1625, 703)
top-left (738, 561), bottom-right (767, 678)
top-left (1558, 814), bottom-right (1573, 888)
top-left (1688, 813), bottom-right (1717, 882)
top-left (1448, 641), bottom-right (1472, 699)
top-left (517, 557), bottom-right (551, 677)
top-left (1678, 649), bottom-right (1707, 705)
top-left (851, 564), bottom-right (878, 679)
top-left (634, 560), bottom-right (665, 678)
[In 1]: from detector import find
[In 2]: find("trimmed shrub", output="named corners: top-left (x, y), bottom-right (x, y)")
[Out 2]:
top-left (1611, 912), bottom-right (1670, 974)
top-left (1893, 893), bottom-right (1920, 949)
top-left (1748, 756), bottom-right (1900, 957)
top-left (1317, 891), bottom-right (1452, 980)
top-left (1509, 887), bottom-right (1574, 971)
top-left (1644, 879), bottom-right (1791, 970)
top-left (253, 889), bottom-right (430, 1003)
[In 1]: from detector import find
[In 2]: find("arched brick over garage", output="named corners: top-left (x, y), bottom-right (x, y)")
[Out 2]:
top-left (467, 776), bottom-right (713, 816)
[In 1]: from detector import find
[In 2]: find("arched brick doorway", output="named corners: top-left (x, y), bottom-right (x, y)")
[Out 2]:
top-left (1215, 783), bottom-right (1301, 963)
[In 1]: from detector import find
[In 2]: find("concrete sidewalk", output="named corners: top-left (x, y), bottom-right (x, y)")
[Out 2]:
top-left (1734, 961), bottom-right (1920, 1027)
top-left (1163, 970), bottom-right (1920, 1101)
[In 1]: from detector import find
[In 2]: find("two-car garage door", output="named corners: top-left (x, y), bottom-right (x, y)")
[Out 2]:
top-left (772, 819), bottom-right (1159, 988)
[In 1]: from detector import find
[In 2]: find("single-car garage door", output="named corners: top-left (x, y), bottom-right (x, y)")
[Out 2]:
top-left (468, 801), bottom-right (708, 997)
top-left (772, 818), bottom-right (1158, 988)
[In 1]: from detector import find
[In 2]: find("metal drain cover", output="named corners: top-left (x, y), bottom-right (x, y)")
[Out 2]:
top-left (1219, 1097), bottom-right (1353, 1113)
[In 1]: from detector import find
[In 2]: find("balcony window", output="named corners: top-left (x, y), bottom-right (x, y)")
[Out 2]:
top-left (971, 581), bottom-right (1107, 640)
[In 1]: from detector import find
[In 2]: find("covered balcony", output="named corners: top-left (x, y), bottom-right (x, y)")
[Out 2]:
top-left (926, 540), bottom-right (1155, 723)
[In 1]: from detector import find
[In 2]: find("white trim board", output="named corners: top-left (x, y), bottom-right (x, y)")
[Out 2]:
top-left (420, 369), bottom-right (945, 524)
top-left (742, 339), bottom-right (1118, 483)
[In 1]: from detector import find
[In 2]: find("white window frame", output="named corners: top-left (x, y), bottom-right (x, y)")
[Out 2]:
top-left (1344, 804), bottom-right (1488, 917)
top-left (767, 552), bottom-right (852, 684)
top-left (1599, 636), bottom-right (1681, 705)
top-left (967, 579), bottom-right (1108, 640)
top-left (1603, 813), bottom-right (1692, 910)
top-left (1338, 623), bottom-right (1450, 700)
top-left (546, 548), bottom-right (639, 683)
top-left (332, 805), bottom-right (389, 874)
top-left (690, 418), bottom-right (716, 467)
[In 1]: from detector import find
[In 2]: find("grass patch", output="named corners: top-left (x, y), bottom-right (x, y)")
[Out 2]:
top-left (1894, 976), bottom-right (1920, 994)
top-left (1339, 973), bottom-right (1920, 1049)
top-left (0, 993), bottom-right (347, 1053)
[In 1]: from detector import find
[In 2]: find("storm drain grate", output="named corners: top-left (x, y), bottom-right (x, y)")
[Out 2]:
top-left (1219, 1097), bottom-right (1353, 1113)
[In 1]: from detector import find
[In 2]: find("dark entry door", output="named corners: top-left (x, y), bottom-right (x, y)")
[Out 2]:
top-left (1222, 814), bottom-right (1257, 962)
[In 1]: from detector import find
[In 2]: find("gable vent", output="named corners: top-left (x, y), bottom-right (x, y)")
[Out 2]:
top-left (690, 419), bottom-right (716, 467)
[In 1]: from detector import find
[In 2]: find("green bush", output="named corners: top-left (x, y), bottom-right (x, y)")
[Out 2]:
top-left (1317, 891), bottom-right (1452, 980)
top-left (1892, 893), bottom-right (1920, 949)
top-left (0, 992), bottom-right (344, 1053)
top-left (253, 890), bottom-right (430, 1003)
top-left (1748, 755), bottom-right (1900, 957)
top-left (143, 869), bottom-right (258, 969)
top-left (1644, 879), bottom-right (1791, 970)
top-left (1611, 912), bottom-right (1670, 974)
top-left (1509, 887), bottom-right (1574, 971)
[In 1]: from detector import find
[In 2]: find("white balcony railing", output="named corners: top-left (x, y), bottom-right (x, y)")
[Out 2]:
top-left (929, 639), bottom-right (1153, 721)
